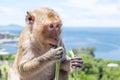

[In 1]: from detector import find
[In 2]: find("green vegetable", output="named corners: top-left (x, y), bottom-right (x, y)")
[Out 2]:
top-left (55, 44), bottom-right (61, 80)
top-left (69, 50), bottom-right (78, 80)
top-left (55, 60), bottom-right (60, 80)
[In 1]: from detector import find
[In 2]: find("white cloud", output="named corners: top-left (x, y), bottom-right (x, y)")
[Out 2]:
top-left (0, 7), bottom-right (25, 26)
top-left (59, 0), bottom-right (120, 27)
top-left (0, 7), bottom-right (23, 16)
top-left (0, 0), bottom-right (120, 27)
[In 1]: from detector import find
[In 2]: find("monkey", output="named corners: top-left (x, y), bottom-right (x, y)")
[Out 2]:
top-left (8, 7), bottom-right (83, 80)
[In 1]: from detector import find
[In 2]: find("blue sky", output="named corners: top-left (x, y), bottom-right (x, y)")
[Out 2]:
top-left (0, 0), bottom-right (120, 27)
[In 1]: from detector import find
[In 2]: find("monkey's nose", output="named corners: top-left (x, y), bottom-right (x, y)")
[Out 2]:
top-left (53, 23), bottom-right (57, 28)
top-left (54, 37), bottom-right (58, 41)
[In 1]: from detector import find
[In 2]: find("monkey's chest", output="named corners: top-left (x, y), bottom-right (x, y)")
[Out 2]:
top-left (33, 63), bottom-right (55, 80)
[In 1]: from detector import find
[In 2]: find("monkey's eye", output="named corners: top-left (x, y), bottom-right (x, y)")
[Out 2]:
top-left (28, 17), bottom-right (32, 21)
top-left (56, 24), bottom-right (60, 28)
top-left (49, 24), bottom-right (54, 28)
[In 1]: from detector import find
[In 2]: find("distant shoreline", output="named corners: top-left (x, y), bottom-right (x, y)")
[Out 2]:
top-left (0, 38), bottom-right (19, 44)
top-left (0, 50), bottom-right (9, 55)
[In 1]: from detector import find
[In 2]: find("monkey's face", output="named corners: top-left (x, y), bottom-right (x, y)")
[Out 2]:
top-left (42, 20), bottom-right (62, 47)
top-left (27, 8), bottom-right (62, 47)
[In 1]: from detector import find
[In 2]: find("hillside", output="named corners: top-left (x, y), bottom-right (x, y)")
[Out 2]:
top-left (0, 24), bottom-right (24, 34)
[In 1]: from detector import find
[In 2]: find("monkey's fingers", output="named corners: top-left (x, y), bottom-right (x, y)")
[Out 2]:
top-left (71, 62), bottom-right (83, 69)
top-left (55, 47), bottom-right (64, 51)
top-left (55, 51), bottom-right (63, 60)
top-left (71, 57), bottom-right (83, 60)
top-left (55, 55), bottom-right (62, 60)
top-left (71, 60), bottom-right (83, 64)
top-left (72, 66), bottom-right (82, 70)
top-left (71, 63), bottom-right (82, 67)
top-left (56, 50), bottom-right (63, 55)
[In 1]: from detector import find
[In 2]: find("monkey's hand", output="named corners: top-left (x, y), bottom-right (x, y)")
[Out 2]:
top-left (70, 57), bottom-right (83, 70)
top-left (50, 47), bottom-right (64, 61)
top-left (60, 57), bottom-right (83, 72)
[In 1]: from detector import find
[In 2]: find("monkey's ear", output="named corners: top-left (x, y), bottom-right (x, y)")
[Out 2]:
top-left (26, 11), bottom-right (35, 25)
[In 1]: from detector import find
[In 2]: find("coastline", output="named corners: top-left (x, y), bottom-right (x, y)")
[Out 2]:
top-left (0, 50), bottom-right (9, 55)
top-left (0, 38), bottom-right (19, 55)
top-left (0, 38), bottom-right (19, 44)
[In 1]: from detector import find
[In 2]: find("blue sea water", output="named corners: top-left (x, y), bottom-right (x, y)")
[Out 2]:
top-left (0, 27), bottom-right (120, 60)
top-left (62, 27), bottom-right (120, 60)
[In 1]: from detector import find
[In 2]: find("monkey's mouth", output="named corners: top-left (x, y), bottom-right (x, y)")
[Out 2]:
top-left (49, 44), bottom-right (57, 48)
top-left (48, 37), bottom-right (59, 48)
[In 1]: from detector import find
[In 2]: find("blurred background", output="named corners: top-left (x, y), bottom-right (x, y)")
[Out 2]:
top-left (0, 0), bottom-right (120, 80)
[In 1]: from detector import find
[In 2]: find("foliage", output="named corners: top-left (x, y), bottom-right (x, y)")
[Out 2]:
top-left (55, 60), bottom-right (60, 80)
top-left (0, 54), bottom-right (14, 80)
top-left (0, 54), bottom-right (15, 60)
top-left (0, 47), bottom-right (120, 80)
top-left (69, 47), bottom-right (120, 80)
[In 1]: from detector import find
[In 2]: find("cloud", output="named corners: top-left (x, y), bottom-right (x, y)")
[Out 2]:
top-left (97, 0), bottom-right (119, 4)
top-left (62, 0), bottom-right (120, 16)
top-left (0, 0), bottom-right (120, 27)
top-left (58, 0), bottom-right (120, 27)
top-left (0, 7), bottom-right (25, 26)
top-left (0, 7), bottom-right (23, 16)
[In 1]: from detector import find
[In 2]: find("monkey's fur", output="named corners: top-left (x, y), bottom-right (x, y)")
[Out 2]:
top-left (8, 8), bottom-right (83, 80)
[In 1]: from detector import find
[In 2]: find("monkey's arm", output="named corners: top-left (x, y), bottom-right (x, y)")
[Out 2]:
top-left (18, 50), bottom-right (53, 76)
top-left (18, 47), bottom-right (63, 76)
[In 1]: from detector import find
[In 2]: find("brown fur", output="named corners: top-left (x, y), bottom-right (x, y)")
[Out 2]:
top-left (8, 8), bottom-right (83, 80)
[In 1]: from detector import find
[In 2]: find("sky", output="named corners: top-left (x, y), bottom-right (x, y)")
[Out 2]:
top-left (0, 0), bottom-right (120, 27)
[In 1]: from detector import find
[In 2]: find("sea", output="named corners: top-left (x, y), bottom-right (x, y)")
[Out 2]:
top-left (0, 27), bottom-right (120, 60)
